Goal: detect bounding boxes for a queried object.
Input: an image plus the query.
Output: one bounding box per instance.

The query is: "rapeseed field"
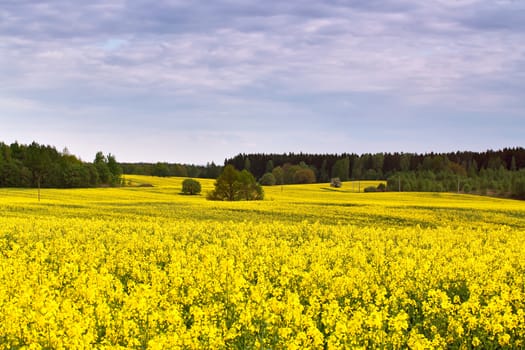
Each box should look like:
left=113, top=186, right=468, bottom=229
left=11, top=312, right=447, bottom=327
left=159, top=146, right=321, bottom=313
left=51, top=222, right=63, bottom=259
left=1, top=177, right=524, bottom=349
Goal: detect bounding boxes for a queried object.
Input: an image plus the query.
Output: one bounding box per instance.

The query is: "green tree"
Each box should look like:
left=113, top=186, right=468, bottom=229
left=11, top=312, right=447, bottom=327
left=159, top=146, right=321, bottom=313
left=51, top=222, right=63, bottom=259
left=468, top=159, right=479, bottom=177
left=432, top=155, right=449, bottom=172
left=372, top=153, right=384, bottom=173
left=1, top=160, right=31, bottom=187
left=259, top=172, right=276, bottom=186
left=153, top=162, right=170, bottom=177
left=204, top=162, right=221, bottom=179
left=208, top=165, right=240, bottom=201
left=400, top=154, right=411, bottom=172
left=319, top=159, right=329, bottom=183
left=238, top=169, right=264, bottom=200
left=448, top=162, right=467, bottom=177
left=94, top=152, right=111, bottom=184
left=283, top=163, right=301, bottom=184
left=207, top=165, right=263, bottom=201
left=272, top=166, right=284, bottom=185
left=511, top=156, right=517, bottom=171
left=293, top=168, right=316, bottom=184
left=181, top=179, right=202, bottom=195
left=265, top=160, right=274, bottom=173
left=332, top=157, right=350, bottom=181
left=85, top=163, right=100, bottom=186
left=106, top=154, right=122, bottom=186
left=63, top=162, right=90, bottom=188
left=172, top=164, right=188, bottom=177
left=351, top=157, right=363, bottom=180
left=26, top=142, right=51, bottom=200
left=512, top=172, right=525, bottom=199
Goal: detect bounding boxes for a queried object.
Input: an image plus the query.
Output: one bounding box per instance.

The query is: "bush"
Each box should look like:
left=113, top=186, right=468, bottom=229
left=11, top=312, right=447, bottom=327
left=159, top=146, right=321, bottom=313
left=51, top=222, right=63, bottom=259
left=330, top=178, right=342, bottom=188
left=364, top=186, right=377, bottom=193
left=377, top=183, right=386, bottom=192
left=181, top=178, right=201, bottom=195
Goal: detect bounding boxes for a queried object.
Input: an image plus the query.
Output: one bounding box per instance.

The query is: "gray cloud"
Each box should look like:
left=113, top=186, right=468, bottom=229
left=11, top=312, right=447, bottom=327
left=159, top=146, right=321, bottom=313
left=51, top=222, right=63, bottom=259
left=3, top=1, right=523, bottom=105
left=1, top=0, right=524, bottom=162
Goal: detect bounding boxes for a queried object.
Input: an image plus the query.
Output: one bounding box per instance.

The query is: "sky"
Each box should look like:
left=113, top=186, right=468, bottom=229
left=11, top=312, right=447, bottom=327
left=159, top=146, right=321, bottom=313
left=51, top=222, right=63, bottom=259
left=1, top=0, right=524, bottom=164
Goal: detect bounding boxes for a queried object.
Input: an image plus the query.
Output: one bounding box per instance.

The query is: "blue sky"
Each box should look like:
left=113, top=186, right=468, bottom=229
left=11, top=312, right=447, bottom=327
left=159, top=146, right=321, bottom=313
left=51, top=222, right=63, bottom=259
left=1, top=0, right=524, bottom=164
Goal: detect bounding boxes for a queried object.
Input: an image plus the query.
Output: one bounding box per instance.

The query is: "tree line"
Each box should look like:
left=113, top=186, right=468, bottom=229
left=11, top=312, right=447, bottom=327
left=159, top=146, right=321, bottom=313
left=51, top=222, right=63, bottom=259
left=0, top=141, right=122, bottom=188
left=2, top=140, right=524, bottom=198
left=225, top=148, right=525, bottom=182
left=120, top=162, right=222, bottom=179
left=224, top=148, right=525, bottom=198
left=386, top=167, right=525, bottom=199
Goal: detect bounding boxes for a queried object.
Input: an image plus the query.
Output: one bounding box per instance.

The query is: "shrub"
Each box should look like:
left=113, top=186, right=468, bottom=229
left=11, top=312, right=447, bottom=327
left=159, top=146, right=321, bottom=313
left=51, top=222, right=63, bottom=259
left=181, top=178, right=201, bottom=195
left=330, top=178, right=342, bottom=188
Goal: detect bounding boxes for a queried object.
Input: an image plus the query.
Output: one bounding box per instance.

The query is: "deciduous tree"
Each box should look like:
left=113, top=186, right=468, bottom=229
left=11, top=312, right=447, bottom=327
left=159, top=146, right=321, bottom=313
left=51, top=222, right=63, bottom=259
left=207, top=165, right=263, bottom=201
left=182, top=179, right=202, bottom=195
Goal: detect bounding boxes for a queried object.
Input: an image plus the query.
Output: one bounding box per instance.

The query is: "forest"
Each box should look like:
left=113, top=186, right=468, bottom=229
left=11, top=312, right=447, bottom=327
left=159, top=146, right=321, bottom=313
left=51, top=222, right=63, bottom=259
left=224, top=148, right=525, bottom=180
left=222, top=149, right=525, bottom=198
left=120, top=161, right=221, bottom=179
left=0, top=141, right=122, bottom=188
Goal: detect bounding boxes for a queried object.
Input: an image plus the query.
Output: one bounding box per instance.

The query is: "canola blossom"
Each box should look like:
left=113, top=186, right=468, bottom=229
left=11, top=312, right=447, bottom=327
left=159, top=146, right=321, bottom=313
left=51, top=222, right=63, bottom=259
left=0, top=176, right=524, bottom=349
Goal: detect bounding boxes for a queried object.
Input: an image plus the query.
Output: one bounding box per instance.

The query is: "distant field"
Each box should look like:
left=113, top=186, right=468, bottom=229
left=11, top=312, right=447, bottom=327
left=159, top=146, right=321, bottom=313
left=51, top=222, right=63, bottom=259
left=1, top=176, right=524, bottom=348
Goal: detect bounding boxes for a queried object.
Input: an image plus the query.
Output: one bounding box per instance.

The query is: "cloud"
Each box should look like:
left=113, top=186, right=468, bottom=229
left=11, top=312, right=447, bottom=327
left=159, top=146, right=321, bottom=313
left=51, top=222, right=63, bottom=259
left=1, top=0, right=524, bottom=162
left=3, top=1, right=523, bottom=99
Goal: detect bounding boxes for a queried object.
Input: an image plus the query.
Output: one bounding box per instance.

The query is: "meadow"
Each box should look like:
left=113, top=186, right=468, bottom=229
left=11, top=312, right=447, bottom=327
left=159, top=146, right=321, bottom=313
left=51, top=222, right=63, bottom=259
left=1, top=176, right=524, bottom=349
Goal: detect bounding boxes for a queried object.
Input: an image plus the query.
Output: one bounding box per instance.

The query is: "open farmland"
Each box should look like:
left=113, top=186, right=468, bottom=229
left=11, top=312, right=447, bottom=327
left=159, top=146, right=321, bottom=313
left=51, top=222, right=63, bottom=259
left=1, top=177, right=524, bottom=349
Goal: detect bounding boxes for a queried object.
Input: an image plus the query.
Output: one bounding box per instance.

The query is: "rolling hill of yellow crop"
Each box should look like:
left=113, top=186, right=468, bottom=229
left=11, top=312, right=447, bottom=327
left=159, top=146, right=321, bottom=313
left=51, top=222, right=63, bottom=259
left=0, top=177, right=524, bottom=348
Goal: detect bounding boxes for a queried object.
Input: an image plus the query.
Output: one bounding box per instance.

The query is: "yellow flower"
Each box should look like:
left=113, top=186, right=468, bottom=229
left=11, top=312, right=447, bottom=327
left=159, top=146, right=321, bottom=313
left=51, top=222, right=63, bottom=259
left=472, top=336, right=481, bottom=347
left=498, top=333, right=511, bottom=346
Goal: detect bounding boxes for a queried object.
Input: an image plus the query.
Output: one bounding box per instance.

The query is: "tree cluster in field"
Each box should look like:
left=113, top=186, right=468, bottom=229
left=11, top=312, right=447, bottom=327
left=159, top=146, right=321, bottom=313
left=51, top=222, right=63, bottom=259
left=207, top=165, right=263, bottom=201
left=0, top=141, right=122, bottom=188
left=120, top=162, right=222, bottom=179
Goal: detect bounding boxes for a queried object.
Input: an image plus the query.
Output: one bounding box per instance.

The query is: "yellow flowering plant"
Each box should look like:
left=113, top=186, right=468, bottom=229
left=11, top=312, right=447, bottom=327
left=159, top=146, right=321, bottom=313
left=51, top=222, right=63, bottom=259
left=0, top=177, right=524, bottom=348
